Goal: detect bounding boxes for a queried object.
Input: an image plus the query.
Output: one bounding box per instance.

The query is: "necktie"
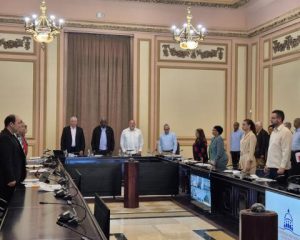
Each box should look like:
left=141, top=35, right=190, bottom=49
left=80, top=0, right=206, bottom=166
left=22, top=137, right=28, bottom=156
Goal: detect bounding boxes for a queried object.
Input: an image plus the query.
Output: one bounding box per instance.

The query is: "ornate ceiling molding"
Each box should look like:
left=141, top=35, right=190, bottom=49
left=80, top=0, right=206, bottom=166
left=248, top=8, right=300, bottom=38
left=119, top=0, right=249, bottom=9
left=1, top=8, right=300, bottom=39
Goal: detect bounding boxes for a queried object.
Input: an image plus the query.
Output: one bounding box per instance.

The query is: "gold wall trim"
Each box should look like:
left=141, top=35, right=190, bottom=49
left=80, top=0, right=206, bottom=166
left=271, top=27, right=300, bottom=60
left=0, top=58, right=37, bottom=140
left=137, top=38, right=152, bottom=151
left=234, top=44, right=248, bottom=121
left=251, top=43, right=258, bottom=120
left=157, top=40, right=228, bottom=65
left=3, top=9, right=300, bottom=39
left=56, top=36, right=61, bottom=149
left=0, top=31, right=36, bottom=55
left=119, top=0, right=249, bottom=8
left=156, top=66, right=228, bottom=142
left=263, top=39, right=271, bottom=62
left=263, top=66, right=271, bottom=125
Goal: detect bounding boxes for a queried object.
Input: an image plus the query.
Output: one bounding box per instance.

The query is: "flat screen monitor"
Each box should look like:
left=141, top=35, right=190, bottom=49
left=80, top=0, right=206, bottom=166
left=266, top=190, right=300, bottom=240
left=94, top=194, right=110, bottom=239
left=190, top=174, right=211, bottom=212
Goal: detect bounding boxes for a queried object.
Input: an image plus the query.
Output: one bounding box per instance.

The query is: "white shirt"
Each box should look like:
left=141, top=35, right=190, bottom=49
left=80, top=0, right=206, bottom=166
left=70, top=127, right=76, bottom=147
left=266, top=124, right=292, bottom=169
left=120, top=128, right=143, bottom=154
left=99, top=128, right=107, bottom=150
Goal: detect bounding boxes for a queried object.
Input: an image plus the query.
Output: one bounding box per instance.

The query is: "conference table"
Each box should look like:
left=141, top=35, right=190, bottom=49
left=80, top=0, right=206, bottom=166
left=64, top=155, right=300, bottom=230
left=0, top=160, right=107, bottom=240
left=1, top=154, right=300, bottom=239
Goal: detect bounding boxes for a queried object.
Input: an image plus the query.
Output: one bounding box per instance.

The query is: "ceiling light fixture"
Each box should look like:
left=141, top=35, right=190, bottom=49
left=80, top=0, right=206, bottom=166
left=24, top=0, right=64, bottom=45
left=171, top=7, right=206, bottom=50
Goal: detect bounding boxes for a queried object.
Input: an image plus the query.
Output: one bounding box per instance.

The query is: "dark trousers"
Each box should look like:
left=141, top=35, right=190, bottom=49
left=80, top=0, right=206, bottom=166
left=0, top=185, right=15, bottom=203
left=230, top=151, right=240, bottom=170
left=290, top=151, right=300, bottom=176
left=70, top=147, right=78, bottom=154
left=267, top=168, right=289, bottom=180
left=94, top=150, right=110, bottom=156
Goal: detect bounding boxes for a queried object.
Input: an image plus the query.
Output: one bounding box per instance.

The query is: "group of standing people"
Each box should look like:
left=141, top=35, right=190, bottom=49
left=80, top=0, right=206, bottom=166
left=229, top=110, right=300, bottom=178
left=192, top=126, right=228, bottom=171
left=191, top=110, right=300, bottom=178
left=58, top=109, right=300, bottom=179
left=60, top=117, right=144, bottom=156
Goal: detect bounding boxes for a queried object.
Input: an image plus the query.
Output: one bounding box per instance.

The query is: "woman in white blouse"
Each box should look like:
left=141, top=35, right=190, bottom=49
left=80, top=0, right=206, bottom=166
left=239, top=119, right=257, bottom=174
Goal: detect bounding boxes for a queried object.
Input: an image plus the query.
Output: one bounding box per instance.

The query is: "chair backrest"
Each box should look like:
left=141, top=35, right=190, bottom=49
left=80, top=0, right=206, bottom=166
left=94, top=193, right=110, bottom=239
left=176, top=142, right=180, bottom=155
left=0, top=198, right=7, bottom=213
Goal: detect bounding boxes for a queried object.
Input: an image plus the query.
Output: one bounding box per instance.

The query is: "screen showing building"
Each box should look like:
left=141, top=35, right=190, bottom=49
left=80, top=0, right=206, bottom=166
left=190, top=174, right=211, bottom=208
left=266, top=190, right=300, bottom=240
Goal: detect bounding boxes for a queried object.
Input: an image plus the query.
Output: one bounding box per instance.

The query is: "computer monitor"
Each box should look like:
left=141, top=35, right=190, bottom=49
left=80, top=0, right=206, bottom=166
left=190, top=174, right=211, bottom=212
left=94, top=194, right=110, bottom=239
left=266, top=191, right=300, bottom=239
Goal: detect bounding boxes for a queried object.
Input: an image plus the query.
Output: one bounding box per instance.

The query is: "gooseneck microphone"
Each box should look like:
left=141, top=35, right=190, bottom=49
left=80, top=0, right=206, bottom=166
left=56, top=221, right=94, bottom=240
left=39, top=201, right=87, bottom=224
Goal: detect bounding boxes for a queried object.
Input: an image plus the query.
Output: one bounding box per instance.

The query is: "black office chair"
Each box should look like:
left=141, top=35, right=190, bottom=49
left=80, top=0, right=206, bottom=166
left=0, top=197, right=8, bottom=226
left=72, top=168, right=82, bottom=190
left=176, top=142, right=180, bottom=155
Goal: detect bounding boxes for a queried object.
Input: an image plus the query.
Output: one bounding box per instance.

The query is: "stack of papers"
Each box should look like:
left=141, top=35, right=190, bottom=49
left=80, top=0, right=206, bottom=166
left=22, top=178, right=40, bottom=188
left=195, top=163, right=211, bottom=168
left=181, top=159, right=198, bottom=164
left=26, top=164, right=43, bottom=168
left=38, top=182, right=61, bottom=192
left=29, top=168, right=49, bottom=173
left=22, top=179, right=62, bottom=191
left=255, top=178, right=276, bottom=182
left=224, top=170, right=241, bottom=174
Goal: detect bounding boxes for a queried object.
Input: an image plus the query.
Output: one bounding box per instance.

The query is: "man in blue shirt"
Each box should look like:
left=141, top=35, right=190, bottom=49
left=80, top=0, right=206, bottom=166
left=91, top=118, right=115, bottom=156
left=291, top=118, right=300, bottom=176
left=230, top=122, right=244, bottom=169
left=158, top=124, right=178, bottom=154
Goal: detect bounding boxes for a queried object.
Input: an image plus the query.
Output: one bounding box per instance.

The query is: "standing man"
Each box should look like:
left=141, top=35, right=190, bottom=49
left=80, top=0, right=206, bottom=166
left=0, top=115, right=26, bottom=201
left=284, top=122, right=292, bottom=132
left=158, top=124, right=177, bottom=154
left=255, top=121, right=269, bottom=169
left=120, top=120, right=143, bottom=156
left=16, top=122, right=28, bottom=157
left=60, top=116, right=85, bottom=155
left=265, top=110, right=292, bottom=179
left=230, top=122, right=244, bottom=169
left=91, top=118, right=115, bottom=156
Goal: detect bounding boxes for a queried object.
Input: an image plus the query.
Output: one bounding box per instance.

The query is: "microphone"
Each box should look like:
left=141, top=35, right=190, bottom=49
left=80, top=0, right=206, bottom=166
left=56, top=221, right=94, bottom=240
left=39, top=172, right=51, bottom=183
left=39, top=201, right=87, bottom=224
left=43, top=149, right=51, bottom=155
left=57, top=209, right=79, bottom=226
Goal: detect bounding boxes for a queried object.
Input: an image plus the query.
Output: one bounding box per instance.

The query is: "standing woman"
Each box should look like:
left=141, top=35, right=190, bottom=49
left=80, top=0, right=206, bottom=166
left=209, top=126, right=228, bottom=171
left=290, top=118, right=300, bottom=176
left=193, top=128, right=208, bottom=162
left=240, top=119, right=257, bottom=174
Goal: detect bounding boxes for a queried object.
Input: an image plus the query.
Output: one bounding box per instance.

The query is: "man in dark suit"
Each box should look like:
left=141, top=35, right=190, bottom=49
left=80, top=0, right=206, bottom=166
left=255, top=121, right=270, bottom=169
left=0, top=114, right=26, bottom=202
left=60, top=116, right=85, bottom=155
left=91, top=118, right=115, bottom=155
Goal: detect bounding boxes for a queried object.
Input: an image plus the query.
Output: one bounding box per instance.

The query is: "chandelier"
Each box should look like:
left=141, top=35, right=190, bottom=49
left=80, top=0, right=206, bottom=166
left=24, top=0, right=64, bottom=44
left=172, top=7, right=206, bottom=50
